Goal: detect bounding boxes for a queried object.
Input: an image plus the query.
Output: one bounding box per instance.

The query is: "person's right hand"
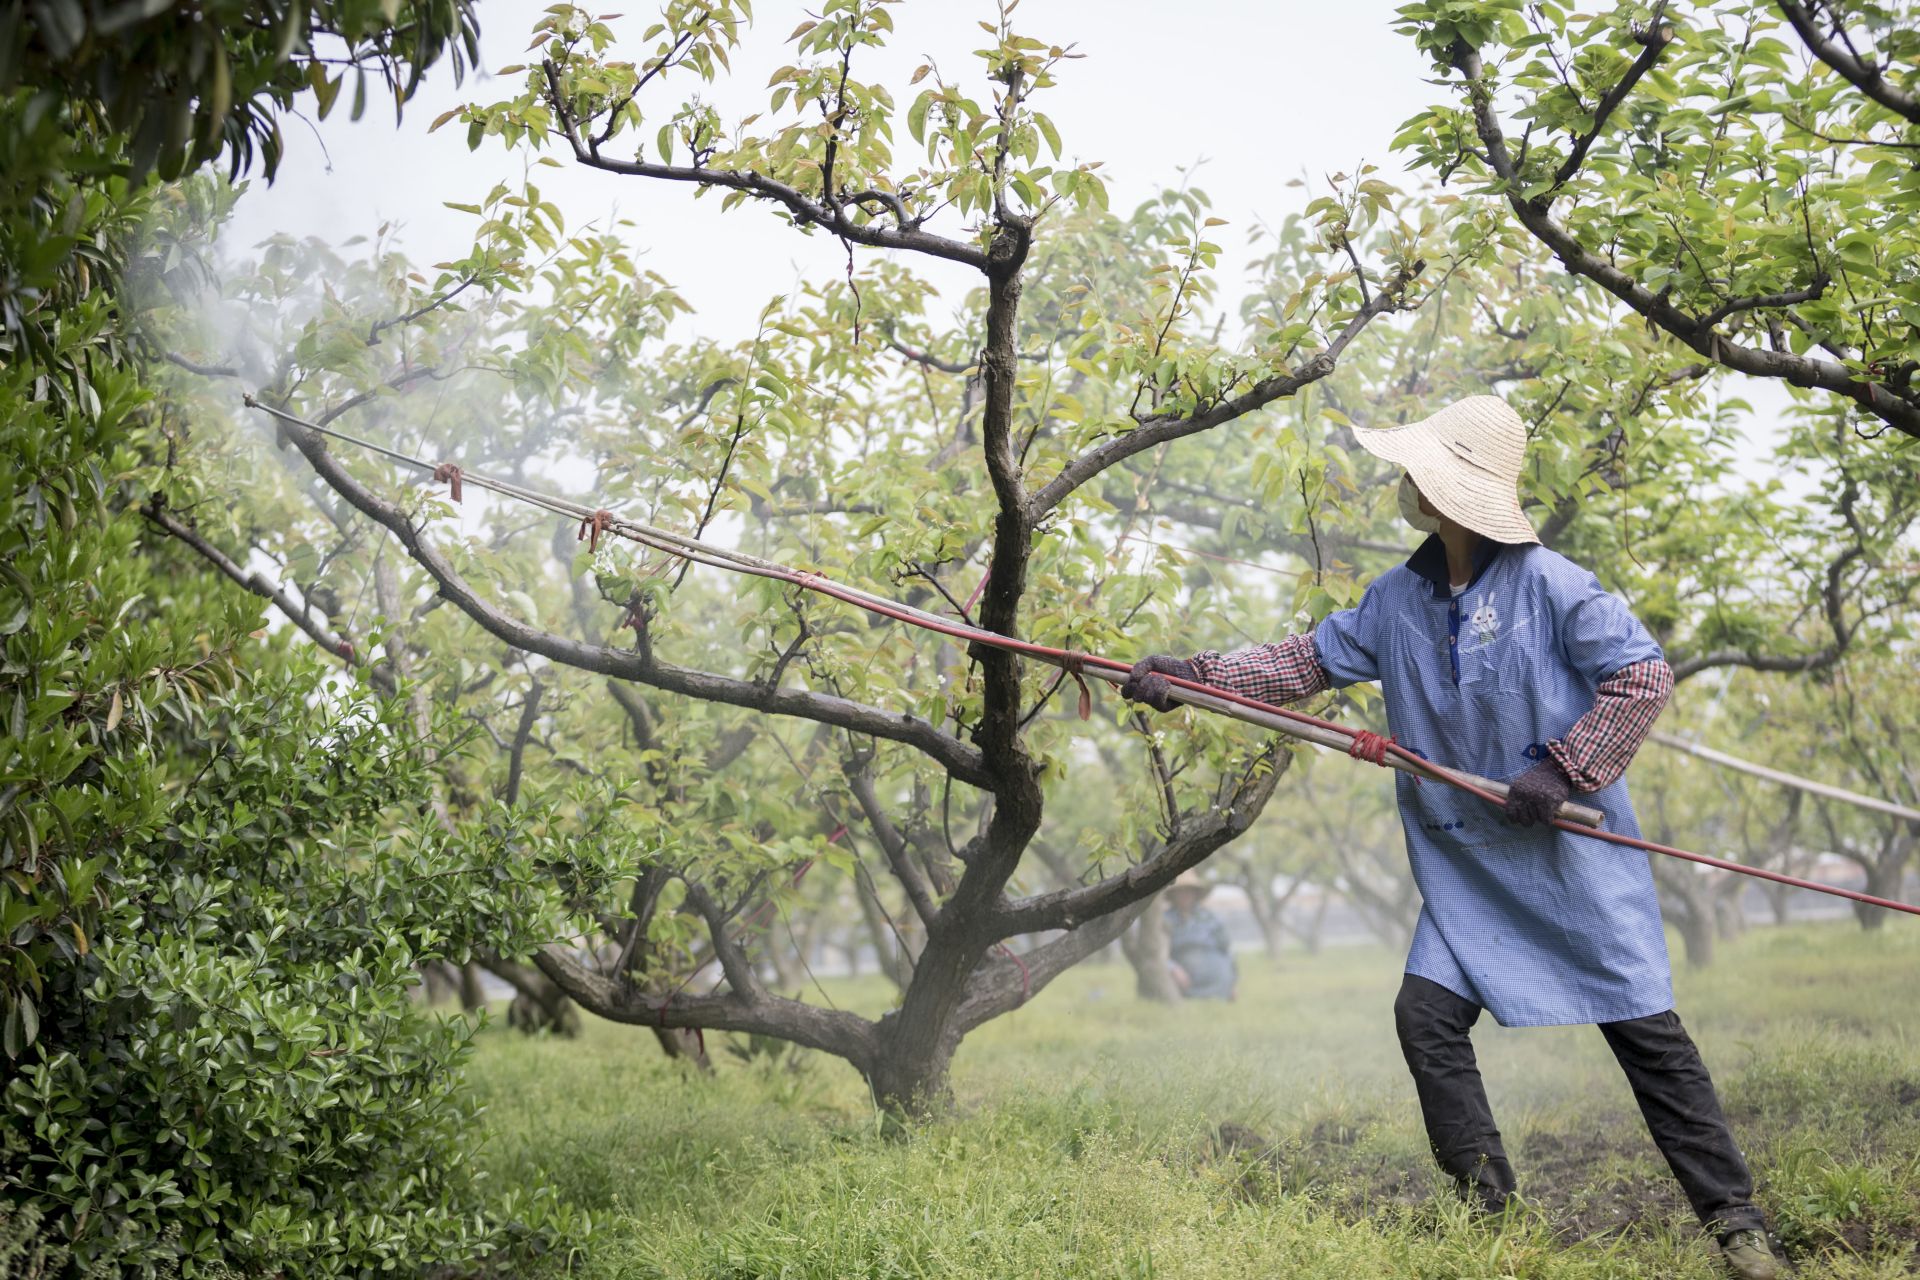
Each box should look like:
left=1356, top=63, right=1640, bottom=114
left=1120, top=654, right=1198, bottom=713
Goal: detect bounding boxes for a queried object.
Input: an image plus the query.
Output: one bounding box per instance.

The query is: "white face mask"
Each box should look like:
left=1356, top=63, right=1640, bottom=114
left=1398, top=472, right=1442, bottom=534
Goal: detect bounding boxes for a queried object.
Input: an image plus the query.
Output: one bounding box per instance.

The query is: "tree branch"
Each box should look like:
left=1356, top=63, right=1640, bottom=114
left=542, top=60, right=987, bottom=271
left=143, top=497, right=379, bottom=684
left=885, top=334, right=974, bottom=375
left=1549, top=4, right=1673, bottom=191
left=1027, top=265, right=1422, bottom=517
left=1778, top=0, right=1920, bottom=124
left=1698, top=275, right=1830, bottom=332
left=367, top=275, right=479, bottom=346
left=1671, top=492, right=1866, bottom=681
left=952, top=901, right=1146, bottom=1034
left=847, top=759, right=939, bottom=927
left=532, top=943, right=875, bottom=1060
left=164, top=351, right=240, bottom=378
left=683, top=880, right=764, bottom=1001
left=273, top=402, right=993, bottom=788
left=1446, top=38, right=1920, bottom=441
left=994, top=750, right=1288, bottom=935
left=504, top=677, right=544, bottom=806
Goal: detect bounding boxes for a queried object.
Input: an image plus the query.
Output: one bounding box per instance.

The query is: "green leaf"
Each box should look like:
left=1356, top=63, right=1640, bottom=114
left=1035, top=111, right=1061, bottom=158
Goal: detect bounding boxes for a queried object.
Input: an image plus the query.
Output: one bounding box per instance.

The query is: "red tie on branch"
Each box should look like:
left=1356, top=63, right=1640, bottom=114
left=243, top=397, right=1920, bottom=923
left=1059, top=651, right=1094, bottom=721
left=578, top=509, right=613, bottom=552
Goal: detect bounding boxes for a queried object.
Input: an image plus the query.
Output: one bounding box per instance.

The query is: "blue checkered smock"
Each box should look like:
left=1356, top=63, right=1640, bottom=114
left=1314, top=538, right=1674, bottom=1026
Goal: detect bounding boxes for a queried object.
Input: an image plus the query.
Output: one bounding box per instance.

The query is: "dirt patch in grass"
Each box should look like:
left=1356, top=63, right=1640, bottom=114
left=1211, top=1096, right=1920, bottom=1271
left=1518, top=1123, right=1694, bottom=1241
left=1791, top=1215, right=1920, bottom=1272
left=1209, top=1120, right=1430, bottom=1220
left=1727, top=1071, right=1920, bottom=1146
left=1209, top=1116, right=1695, bottom=1241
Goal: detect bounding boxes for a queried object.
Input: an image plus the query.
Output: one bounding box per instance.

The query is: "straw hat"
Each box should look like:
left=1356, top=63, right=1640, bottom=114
left=1351, top=395, right=1539, bottom=545
left=1170, top=870, right=1212, bottom=899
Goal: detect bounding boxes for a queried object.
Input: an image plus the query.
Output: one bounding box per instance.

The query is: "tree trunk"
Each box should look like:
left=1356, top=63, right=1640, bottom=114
left=1119, top=894, right=1182, bottom=1003
left=862, top=1030, right=960, bottom=1117
left=765, top=928, right=809, bottom=994
left=487, top=956, right=583, bottom=1036
left=1232, top=861, right=1305, bottom=965
left=1655, top=873, right=1716, bottom=969
left=1853, top=830, right=1913, bottom=931
left=416, top=961, right=454, bottom=1005
left=1249, top=890, right=1288, bottom=963
left=1296, top=891, right=1329, bottom=955
left=1855, top=862, right=1901, bottom=931
left=1678, top=907, right=1715, bottom=968
left=1764, top=879, right=1794, bottom=926
left=458, top=961, right=488, bottom=1011
left=1670, top=889, right=1716, bottom=968
left=1712, top=875, right=1748, bottom=941
left=861, top=921, right=997, bottom=1115
left=856, top=874, right=917, bottom=989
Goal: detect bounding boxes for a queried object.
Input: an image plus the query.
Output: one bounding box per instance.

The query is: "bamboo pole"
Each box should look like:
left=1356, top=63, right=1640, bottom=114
left=1650, top=731, right=1920, bottom=825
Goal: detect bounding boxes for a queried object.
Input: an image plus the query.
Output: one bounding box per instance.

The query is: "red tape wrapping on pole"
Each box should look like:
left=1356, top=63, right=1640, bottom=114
left=245, top=397, right=1920, bottom=921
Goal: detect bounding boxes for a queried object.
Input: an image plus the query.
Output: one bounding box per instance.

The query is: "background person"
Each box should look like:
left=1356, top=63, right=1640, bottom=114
left=1164, top=870, right=1237, bottom=1001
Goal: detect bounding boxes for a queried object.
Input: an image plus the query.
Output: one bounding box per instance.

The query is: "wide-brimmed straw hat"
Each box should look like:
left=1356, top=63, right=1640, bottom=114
left=1351, top=395, right=1539, bottom=545
left=1170, top=870, right=1212, bottom=899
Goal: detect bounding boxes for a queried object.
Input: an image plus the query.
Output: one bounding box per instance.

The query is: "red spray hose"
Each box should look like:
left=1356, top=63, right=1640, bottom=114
left=719, top=565, right=1920, bottom=919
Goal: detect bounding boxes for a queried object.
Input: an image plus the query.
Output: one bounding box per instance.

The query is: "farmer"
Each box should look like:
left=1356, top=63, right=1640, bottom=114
left=1165, top=870, right=1237, bottom=1001
left=1120, top=396, right=1780, bottom=1279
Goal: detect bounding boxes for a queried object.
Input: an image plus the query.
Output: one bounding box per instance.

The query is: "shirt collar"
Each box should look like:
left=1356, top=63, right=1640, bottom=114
left=1406, top=534, right=1506, bottom=598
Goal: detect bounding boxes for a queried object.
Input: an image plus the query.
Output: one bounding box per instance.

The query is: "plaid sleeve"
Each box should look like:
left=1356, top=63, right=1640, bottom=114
left=1546, top=657, right=1674, bottom=792
left=1189, top=633, right=1330, bottom=705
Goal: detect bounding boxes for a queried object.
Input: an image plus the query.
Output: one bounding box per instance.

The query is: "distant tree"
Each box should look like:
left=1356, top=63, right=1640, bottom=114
left=1802, top=654, right=1920, bottom=927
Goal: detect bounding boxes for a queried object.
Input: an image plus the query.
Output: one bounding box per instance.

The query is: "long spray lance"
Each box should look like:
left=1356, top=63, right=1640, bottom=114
left=239, top=395, right=1920, bottom=919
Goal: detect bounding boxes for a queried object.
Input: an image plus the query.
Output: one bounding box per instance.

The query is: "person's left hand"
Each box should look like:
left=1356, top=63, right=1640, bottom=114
left=1504, top=759, right=1573, bottom=827
left=1120, top=654, right=1197, bottom=713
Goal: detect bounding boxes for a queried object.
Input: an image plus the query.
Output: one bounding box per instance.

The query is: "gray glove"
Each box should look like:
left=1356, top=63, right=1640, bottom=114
left=1504, top=758, right=1573, bottom=827
left=1120, top=655, right=1198, bottom=713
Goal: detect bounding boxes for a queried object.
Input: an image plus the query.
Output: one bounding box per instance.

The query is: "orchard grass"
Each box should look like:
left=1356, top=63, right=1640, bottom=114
left=470, top=921, right=1920, bottom=1278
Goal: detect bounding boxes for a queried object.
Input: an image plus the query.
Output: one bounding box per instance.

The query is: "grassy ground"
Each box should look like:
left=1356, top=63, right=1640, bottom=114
left=470, top=922, right=1920, bottom=1278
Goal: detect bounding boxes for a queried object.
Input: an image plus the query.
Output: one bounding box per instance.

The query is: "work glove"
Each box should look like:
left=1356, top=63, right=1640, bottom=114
left=1504, top=758, right=1573, bottom=827
left=1120, top=654, right=1198, bottom=713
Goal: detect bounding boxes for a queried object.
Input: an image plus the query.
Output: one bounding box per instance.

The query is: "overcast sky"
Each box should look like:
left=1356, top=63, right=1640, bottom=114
left=227, top=0, right=1800, bottom=472
left=230, top=0, right=1441, bottom=340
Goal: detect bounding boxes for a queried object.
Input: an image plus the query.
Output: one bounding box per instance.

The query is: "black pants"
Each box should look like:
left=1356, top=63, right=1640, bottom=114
left=1392, top=973, right=1765, bottom=1235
